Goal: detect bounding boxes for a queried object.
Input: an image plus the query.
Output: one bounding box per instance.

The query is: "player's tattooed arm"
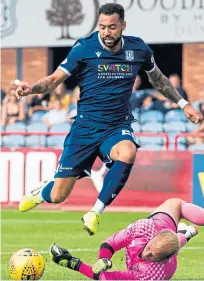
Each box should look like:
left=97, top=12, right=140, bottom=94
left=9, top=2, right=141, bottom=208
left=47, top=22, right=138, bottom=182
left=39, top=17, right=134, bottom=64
left=31, top=68, right=68, bottom=94
left=146, top=66, right=182, bottom=103
left=31, top=76, right=55, bottom=94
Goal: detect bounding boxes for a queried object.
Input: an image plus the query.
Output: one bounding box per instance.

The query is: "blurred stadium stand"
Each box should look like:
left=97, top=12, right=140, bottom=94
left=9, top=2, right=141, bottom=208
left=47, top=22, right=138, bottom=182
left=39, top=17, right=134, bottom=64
left=47, top=123, right=71, bottom=148
left=1, top=108, right=203, bottom=150
left=26, top=123, right=48, bottom=148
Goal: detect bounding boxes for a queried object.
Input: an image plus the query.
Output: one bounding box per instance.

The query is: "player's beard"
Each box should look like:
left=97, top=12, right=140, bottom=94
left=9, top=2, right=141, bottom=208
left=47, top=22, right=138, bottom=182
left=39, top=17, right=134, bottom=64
left=101, top=34, right=122, bottom=49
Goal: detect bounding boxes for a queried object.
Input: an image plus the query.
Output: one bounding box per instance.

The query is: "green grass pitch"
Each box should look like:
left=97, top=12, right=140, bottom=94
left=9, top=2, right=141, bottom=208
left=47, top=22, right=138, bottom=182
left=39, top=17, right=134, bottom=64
left=1, top=209, right=204, bottom=280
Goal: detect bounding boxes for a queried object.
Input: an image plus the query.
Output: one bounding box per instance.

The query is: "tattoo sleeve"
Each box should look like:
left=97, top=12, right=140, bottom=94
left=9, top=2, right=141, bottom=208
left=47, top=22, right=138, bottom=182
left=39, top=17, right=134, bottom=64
left=146, top=66, right=183, bottom=103
left=31, top=76, right=56, bottom=94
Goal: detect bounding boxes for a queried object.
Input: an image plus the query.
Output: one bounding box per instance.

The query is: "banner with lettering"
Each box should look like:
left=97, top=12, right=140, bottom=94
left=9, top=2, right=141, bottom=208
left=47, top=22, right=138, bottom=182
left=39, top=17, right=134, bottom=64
left=193, top=153, right=204, bottom=207
left=2, top=0, right=204, bottom=48
left=0, top=149, right=192, bottom=209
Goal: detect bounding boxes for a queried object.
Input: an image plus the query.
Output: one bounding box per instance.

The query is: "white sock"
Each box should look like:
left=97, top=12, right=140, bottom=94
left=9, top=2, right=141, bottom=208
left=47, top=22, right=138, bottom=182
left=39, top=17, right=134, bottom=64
left=32, top=181, right=50, bottom=203
left=38, top=190, right=45, bottom=202
left=91, top=199, right=105, bottom=215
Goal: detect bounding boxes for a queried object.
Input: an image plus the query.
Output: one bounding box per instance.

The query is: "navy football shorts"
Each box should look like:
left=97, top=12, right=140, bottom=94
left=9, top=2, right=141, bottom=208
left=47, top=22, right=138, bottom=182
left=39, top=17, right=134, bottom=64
left=54, top=121, right=140, bottom=178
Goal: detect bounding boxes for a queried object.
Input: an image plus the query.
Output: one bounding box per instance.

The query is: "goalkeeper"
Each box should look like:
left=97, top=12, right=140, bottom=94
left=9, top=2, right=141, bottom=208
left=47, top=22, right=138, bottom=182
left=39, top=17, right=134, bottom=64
left=49, top=198, right=204, bottom=280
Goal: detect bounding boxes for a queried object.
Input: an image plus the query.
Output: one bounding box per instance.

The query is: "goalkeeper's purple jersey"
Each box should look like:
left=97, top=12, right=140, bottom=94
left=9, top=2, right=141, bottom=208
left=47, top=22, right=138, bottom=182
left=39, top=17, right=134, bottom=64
left=99, top=214, right=178, bottom=280
left=58, top=31, right=155, bottom=127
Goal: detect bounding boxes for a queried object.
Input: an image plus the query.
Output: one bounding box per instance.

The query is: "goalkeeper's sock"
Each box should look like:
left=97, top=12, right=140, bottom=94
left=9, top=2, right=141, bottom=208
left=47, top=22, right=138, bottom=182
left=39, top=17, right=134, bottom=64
left=41, top=181, right=54, bottom=203
left=181, top=201, right=204, bottom=225
left=98, top=160, right=133, bottom=206
left=79, top=262, right=94, bottom=279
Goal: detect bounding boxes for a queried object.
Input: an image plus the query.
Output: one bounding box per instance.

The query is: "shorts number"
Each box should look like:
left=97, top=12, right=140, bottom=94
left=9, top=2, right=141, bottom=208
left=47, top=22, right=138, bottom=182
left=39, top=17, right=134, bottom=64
left=121, top=130, right=137, bottom=143
left=122, top=129, right=131, bottom=136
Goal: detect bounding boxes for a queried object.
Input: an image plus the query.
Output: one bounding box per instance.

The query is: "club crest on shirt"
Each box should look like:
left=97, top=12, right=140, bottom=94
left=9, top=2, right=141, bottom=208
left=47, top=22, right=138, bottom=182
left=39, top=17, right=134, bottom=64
left=125, top=50, right=134, bottom=61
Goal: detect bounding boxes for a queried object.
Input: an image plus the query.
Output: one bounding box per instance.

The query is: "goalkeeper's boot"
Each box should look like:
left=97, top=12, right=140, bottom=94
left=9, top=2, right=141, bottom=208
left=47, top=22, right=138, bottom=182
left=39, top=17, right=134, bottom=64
left=81, top=211, right=101, bottom=236
left=178, top=222, right=198, bottom=241
left=19, top=181, right=47, bottom=212
left=49, top=243, right=81, bottom=271
left=92, top=258, right=112, bottom=274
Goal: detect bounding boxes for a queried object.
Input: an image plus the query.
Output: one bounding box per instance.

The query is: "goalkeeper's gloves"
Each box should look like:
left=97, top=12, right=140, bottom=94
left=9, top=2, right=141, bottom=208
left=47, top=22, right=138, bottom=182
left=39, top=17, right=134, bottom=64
left=49, top=243, right=81, bottom=271
left=92, top=258, right=112, bottom=274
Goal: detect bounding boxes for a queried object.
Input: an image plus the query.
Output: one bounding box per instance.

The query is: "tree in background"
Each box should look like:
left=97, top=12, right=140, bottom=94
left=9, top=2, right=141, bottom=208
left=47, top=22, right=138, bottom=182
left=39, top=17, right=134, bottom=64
left=46, top=0, right=84, bottom=39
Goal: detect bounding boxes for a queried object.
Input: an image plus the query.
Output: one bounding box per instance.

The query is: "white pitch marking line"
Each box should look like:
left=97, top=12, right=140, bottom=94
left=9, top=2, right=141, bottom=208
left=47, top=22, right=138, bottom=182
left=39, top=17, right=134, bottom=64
left=1, top=219, right=80, bottom=224
left=1, top=246, right=204, bottom=255
left=1, top=219, right=130, bottom=224
left=0, top=249, right=98, bottom=255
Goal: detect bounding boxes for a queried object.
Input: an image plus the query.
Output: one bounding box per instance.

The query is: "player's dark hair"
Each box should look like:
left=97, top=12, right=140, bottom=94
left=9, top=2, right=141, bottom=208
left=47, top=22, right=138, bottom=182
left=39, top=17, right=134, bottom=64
left=98, top=3, right=125, bottom=21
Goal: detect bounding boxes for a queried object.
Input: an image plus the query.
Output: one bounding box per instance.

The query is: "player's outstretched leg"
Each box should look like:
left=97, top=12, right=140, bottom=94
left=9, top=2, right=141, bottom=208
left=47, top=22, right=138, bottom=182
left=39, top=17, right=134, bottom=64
left=19, top=177, right=77, bottom=212
left=82, top=140, right=136, bottom=235
left=180, top=201, right=204, bottom=226
left=151, top=198, right=204, bottom=227
left=82, top=159, right=133, bottom=235
left=19, top=181, right=50, bottom=212
left=82, top=166, right=107, bottom=236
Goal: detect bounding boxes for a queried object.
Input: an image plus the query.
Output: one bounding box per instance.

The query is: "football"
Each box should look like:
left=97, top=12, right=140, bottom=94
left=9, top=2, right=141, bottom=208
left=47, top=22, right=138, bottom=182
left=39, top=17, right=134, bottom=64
left=8, top=248, right=45, bottom=280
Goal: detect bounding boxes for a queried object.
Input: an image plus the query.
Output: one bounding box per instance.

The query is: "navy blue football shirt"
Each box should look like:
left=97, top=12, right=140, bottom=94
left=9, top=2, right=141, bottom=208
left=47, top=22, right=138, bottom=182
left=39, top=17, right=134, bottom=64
left=58, top=31, right=155, bottom=126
